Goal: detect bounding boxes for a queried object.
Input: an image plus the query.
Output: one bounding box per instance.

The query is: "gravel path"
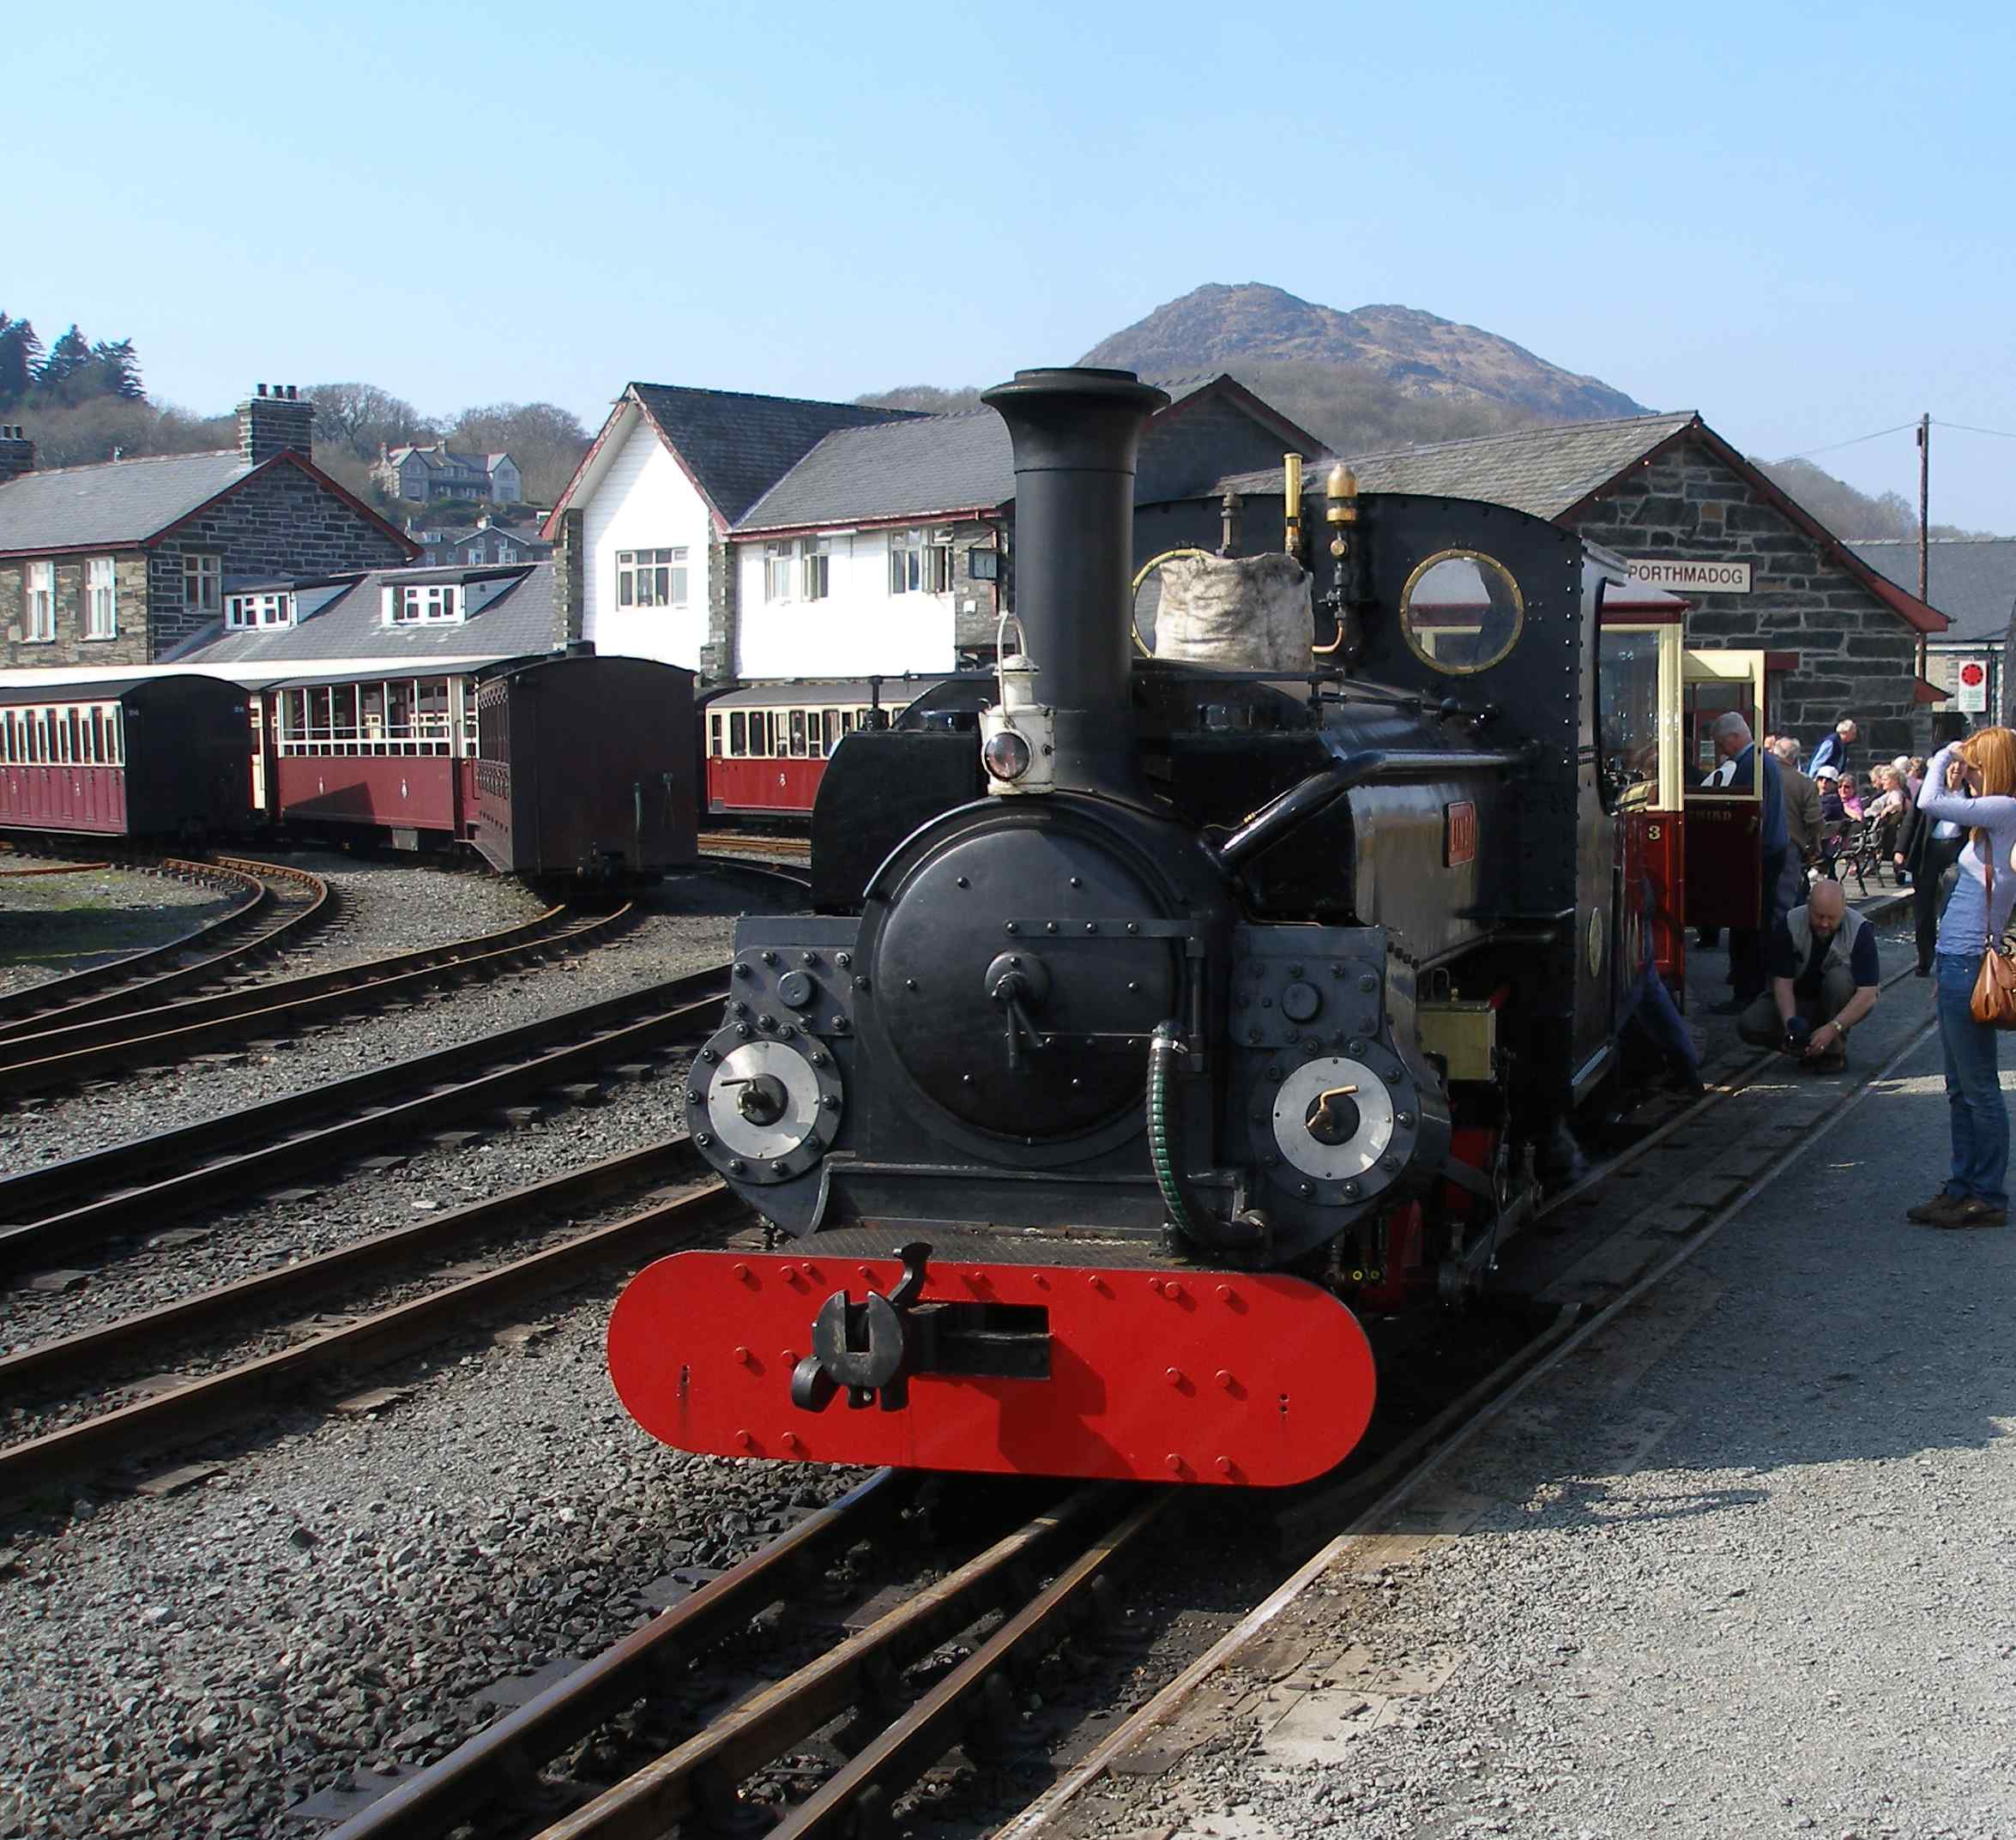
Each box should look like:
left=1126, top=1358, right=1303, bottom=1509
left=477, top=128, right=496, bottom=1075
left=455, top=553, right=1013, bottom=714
left=1062, top=1012, right=2016, bottom=1840
left=0, top=865, right=240, bottom=998
left=0, top=1282, right=854, bottom=1840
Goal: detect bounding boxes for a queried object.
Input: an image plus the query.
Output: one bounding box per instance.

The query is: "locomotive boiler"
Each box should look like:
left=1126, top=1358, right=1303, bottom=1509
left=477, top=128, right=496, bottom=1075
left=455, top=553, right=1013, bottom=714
left=610, top=367, right=1635, bottom=1487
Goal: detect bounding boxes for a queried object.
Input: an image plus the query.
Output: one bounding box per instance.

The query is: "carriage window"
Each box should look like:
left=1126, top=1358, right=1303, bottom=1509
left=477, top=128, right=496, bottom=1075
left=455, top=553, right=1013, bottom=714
left=1398, top=551, right=1524, bottom=675
left=806, top=712, right=824, bottom=759
left=108, top=707, right=123, bottom=766
left=1598, top=628, right=1664, bottom=813
left=728, top=711, right=746, bottom=757
left=789, top=709, right=807, bottom=757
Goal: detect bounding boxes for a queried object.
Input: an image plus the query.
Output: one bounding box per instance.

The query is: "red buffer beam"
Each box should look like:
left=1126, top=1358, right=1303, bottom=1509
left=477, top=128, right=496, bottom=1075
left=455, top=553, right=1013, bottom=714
left=608, top=1249, right=1377, bottom=1488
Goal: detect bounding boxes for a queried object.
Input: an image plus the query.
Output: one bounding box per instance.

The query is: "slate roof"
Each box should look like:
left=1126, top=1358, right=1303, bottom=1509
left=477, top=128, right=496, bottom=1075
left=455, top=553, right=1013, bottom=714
left=630, top=385, right=920, bottom=527
left=733, top=374, right=1323, bottom=534
left=0, top=450, right=254, bottom=555
left=735, top=412, right=1013, bottom=533
left=166, top=562, right=556, bottom=669
left=1846, top=539, right=2016, bottom=645
left=1211, top=413, right=1701, bottom=519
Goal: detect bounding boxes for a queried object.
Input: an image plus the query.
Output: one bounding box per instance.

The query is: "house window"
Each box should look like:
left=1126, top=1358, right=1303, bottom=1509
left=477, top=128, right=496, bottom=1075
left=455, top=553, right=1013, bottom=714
left=468, top=546, right=483, bottom=564
left=617, top=547, right=688, bottom=609
left=764, top=542, right=794, bottom=604
left=25, top=561, right=53, bottom=641
left=392, top=584, right=460, bottom=624
left=182, top=553, right=221, bottom=616
left=84, top=558, right=117, bottom=638
left=801, top=537, right=830, bottom=601
left=889, top=528, right=953, bottom=595
left=227, top=592, right=293, bottom=630
left=498, top=545, right=516, bottom=564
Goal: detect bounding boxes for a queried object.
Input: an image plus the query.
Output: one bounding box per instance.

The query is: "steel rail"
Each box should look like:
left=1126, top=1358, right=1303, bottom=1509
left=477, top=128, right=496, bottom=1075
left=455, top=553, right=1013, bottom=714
left=0, top=855, right=271, bottom=1028
left=0, top=1179, right=737, bottom=1498
left=0, top=1137, right=702, bottom=1395
left=0, top=967, right=727, bottom=1276
left=0, top=901, right=634, bottom=1095
left=767, top=1490, right=1169, bottom=1840
left=321, top=1471, right=909, bottom=1840
left=533, top=1483, right=1128, bottom=1840
left=0, top=855, right=337, bottom=1038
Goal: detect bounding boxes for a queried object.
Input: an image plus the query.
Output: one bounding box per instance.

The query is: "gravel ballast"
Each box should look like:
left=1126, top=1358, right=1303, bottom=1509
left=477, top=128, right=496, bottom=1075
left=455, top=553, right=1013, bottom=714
left=0, top=1284, right=852, bottom=1840
left=1053, top=1018, right=2016, bottom=1840
left=0, top=871, right=767, bottom=1171
left=0, top=865, right=242, bottom=999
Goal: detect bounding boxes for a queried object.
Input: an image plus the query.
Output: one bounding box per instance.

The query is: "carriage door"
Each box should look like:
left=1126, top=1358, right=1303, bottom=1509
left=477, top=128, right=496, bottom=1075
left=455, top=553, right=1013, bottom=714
left=248, top=696, right=268, bottom=813
left=1601, top=621, right=1684, bottom=982
left=1681, top=649, right=1769, bottom=930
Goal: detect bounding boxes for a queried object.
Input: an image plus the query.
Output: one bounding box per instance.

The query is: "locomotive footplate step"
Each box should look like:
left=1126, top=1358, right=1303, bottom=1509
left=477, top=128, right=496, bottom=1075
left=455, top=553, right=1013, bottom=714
left=608, top=1244, right=1377, bottom=1487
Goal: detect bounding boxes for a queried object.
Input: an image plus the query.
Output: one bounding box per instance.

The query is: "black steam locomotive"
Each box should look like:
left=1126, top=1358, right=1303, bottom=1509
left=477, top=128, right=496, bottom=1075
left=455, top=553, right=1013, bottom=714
left=610, top=367, right=1638, bottom=1487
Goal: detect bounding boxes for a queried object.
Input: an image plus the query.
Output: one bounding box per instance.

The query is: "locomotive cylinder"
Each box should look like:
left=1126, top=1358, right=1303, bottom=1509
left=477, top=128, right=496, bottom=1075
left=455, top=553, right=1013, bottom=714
left=979, top=367, right=1170, bottom=794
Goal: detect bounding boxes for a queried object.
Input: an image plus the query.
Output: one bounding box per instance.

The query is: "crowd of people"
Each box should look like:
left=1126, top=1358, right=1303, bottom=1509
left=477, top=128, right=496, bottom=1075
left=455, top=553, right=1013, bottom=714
left=1670, top=707, right=2013, bottom=1230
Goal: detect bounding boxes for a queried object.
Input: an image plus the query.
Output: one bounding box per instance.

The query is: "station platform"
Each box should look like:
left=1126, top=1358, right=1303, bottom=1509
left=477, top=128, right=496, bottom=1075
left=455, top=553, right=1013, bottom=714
left=1025, top=892, right=2013, bottom=1838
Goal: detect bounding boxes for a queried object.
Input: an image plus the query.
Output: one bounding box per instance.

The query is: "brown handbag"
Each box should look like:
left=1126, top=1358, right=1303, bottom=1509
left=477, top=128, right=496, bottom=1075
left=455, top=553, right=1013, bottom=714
left=1970, top=851, right=2016, bottom=1028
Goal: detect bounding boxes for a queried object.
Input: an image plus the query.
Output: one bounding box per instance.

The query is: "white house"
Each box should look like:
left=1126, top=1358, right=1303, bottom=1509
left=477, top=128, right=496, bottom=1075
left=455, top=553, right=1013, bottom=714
left=727, top=376, right=1323, bottom=681
left=540, top=385, right=917, bottom=676
left=543, top=374, right=1321, bottom=685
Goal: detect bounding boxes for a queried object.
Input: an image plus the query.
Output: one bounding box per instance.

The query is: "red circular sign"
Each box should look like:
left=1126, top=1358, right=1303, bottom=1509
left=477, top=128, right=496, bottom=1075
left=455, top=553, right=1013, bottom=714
left=1962, top=663, right=1986, bottom=686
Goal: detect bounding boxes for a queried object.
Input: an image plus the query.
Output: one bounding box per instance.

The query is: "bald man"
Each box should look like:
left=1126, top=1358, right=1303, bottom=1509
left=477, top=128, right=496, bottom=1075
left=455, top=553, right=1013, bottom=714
left=1736, top=878, right=1880, bottom=1071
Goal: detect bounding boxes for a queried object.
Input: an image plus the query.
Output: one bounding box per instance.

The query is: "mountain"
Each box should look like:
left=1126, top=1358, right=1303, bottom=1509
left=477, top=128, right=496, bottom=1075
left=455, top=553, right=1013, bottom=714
left=1080, top=282, right=1650, bottom=425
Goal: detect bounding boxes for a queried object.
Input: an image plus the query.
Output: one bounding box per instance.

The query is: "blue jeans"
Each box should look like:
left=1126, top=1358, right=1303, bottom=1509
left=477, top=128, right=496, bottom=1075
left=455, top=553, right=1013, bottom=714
left=1935, top=951, right=2008, bottom=1206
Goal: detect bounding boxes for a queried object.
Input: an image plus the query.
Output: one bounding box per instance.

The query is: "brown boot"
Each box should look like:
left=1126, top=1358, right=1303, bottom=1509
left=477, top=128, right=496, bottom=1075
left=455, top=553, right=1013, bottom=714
left=1958, top=1198, right=2008, bottom=1228
left=1910, top=1192, right=1970, bottom=1226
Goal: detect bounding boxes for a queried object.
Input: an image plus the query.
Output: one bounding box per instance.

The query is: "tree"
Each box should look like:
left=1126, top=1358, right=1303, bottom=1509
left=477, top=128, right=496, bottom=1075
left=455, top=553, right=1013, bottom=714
left=34, top=325, right=94, bottom=404
left=444, top=401, right=590, bottom=504
left=0, top=315, right=42, bottom=411
left=304, top=381, right=429, bottom=462
left=88, top=338, right=144, bottom=401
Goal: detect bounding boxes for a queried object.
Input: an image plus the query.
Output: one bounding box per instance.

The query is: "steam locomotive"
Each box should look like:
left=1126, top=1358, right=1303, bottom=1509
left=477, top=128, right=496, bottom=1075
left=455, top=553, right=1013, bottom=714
left=610, top=367, right=1643, bottom=1488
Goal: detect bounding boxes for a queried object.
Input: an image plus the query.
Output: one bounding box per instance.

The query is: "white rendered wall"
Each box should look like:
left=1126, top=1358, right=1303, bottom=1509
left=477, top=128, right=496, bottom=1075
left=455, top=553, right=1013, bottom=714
left=582, top=417, right=715, bottom=669
left=733, top=528, right=956, bottom=679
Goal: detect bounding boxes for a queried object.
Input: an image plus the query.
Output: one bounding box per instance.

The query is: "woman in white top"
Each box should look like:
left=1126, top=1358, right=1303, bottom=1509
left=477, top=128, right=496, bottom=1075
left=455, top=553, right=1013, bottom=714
left=1907, top=728, right=2016, bottom=1228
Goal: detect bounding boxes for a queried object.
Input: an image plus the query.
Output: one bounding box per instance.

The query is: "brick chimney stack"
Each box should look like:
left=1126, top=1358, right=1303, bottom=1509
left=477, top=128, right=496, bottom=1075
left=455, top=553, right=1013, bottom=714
left=237, top=383, right=317, bottom=467
left=0, top=425, right=34, bottom=486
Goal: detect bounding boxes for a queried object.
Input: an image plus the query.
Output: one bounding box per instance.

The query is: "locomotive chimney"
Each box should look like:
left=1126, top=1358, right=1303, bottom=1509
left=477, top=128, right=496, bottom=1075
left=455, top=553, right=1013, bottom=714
left=981, top=367, right=1168, bottom=793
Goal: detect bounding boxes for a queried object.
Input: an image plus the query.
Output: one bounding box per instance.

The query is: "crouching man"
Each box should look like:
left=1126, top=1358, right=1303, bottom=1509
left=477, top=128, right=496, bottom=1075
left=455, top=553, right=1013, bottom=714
left=1737, top=878, right=1879, bottom=1071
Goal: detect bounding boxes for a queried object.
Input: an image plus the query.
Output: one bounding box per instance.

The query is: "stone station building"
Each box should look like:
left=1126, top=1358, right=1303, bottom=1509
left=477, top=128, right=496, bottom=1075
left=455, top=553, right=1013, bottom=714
left=1214, top=412, right=1948, bottom=759
left=0, top=389, right=415, bottom=671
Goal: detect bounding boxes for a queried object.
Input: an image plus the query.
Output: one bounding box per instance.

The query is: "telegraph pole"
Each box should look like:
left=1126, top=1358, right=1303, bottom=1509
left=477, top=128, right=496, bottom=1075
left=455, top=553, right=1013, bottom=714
left=1916, top=413, right=1930, bottom=685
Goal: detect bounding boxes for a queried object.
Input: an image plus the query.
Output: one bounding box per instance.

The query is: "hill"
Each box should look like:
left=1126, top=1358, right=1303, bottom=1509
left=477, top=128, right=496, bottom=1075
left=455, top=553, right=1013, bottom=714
left=1081, top=282, right=1650, bottom=424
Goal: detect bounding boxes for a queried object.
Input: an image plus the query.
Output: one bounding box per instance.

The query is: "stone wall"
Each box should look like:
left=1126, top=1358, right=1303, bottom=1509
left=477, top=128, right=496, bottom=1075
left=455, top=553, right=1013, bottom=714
left=553, top=510, right=584, bottom=649
left=147, top=460, right=411, bottom=655
left=1138, top=394, right=1307, bottom=502
left=1569, top=439, right=1924, bottom=761
left=0, top=553, right=150, bottom=667
left=951, top=521, right=1007, bottom=658
left=702, top=537, right=737, bottom=684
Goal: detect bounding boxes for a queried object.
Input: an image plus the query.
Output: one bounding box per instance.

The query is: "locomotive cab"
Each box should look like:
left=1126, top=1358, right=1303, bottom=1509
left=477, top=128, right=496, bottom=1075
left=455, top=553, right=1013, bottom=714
left=611, top=367, right=1643, bottom=1488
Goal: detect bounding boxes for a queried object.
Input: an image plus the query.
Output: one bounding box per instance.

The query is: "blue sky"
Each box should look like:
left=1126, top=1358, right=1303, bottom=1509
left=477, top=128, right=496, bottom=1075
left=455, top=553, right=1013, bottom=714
left=11, top=0, right=2014, bottom=528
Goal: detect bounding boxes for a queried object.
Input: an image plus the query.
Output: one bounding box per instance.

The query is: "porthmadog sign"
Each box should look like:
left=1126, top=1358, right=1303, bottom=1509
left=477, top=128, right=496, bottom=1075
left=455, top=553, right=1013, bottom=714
left=1625, top=558, right=1753, bottom=594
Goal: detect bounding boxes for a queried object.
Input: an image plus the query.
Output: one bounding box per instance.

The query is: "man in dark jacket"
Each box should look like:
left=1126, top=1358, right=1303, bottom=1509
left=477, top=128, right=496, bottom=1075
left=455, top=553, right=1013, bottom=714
left=1710, top=712, right=1789, bottom=1010
left=1772, top=736, right=1822, bottom=908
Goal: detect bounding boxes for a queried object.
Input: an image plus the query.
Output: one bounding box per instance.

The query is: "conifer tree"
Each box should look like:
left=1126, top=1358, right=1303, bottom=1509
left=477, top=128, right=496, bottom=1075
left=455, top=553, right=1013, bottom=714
left=0, top=315, right=41, bottom=410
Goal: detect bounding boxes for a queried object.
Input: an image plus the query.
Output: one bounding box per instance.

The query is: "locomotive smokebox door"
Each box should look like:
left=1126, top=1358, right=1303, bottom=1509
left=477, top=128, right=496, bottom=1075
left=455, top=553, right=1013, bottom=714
left=874, top=817, right=1179, bottom=1140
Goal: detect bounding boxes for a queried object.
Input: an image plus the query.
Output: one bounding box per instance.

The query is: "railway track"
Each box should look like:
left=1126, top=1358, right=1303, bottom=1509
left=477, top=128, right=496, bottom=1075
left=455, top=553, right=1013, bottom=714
left=697, top=832, right=812, bottom=863
left=0, top=964, right=731, bottom=1282
left=0, top=1145, right=730, bottom=1500
left=0, top=897, right=634, bottom=1098
left=0, top=853, right=335, bottom=1036
left=323, top=1471, right=1162, bottom=1840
